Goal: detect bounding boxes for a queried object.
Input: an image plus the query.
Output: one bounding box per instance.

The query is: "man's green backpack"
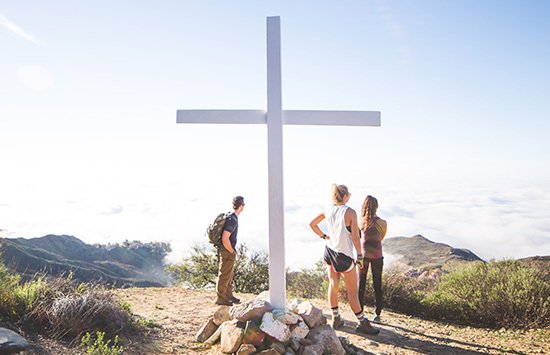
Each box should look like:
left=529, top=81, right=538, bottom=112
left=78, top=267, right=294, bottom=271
left=206, top=212, right=230, bottom=247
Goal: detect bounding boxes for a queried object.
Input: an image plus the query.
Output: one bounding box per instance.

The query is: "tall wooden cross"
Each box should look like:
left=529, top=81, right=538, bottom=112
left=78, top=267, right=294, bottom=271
left=177, top=16, right=380, bottom=310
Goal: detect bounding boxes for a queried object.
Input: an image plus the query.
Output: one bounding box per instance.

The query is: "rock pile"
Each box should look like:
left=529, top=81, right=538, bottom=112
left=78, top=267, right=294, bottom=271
left=195, top=295, right=346, bottom=355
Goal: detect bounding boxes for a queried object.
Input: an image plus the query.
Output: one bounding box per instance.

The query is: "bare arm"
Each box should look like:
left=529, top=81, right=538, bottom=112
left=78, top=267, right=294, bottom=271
left=221, top=230, right=235, bottom=253
left=309, top=213, right=329, bottom=239
left=377, top=219, right=388, bottom=240
left=346, top=208, right=362, bottom=257
left=357, top=216, right=365, bottom=231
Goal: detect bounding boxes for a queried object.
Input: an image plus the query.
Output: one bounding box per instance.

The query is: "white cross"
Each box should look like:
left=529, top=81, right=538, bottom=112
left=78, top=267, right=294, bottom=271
left=177, top=16, right=380, bottom=310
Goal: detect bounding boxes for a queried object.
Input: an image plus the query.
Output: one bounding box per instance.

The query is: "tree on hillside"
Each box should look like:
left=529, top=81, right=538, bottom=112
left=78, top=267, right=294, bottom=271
left=166, top=243, right=270, bottom=294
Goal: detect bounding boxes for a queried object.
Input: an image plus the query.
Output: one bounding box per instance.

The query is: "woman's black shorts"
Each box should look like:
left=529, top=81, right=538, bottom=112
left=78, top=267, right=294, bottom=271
left=324, top=246, right=355, bottom=273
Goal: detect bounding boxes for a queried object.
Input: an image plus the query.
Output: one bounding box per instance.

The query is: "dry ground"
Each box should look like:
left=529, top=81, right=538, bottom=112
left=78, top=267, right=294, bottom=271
left=13, top=287, right=550, bottom=354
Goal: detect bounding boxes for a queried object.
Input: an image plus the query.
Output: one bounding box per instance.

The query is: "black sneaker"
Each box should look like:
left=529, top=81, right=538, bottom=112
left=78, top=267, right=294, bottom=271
left=332, top=315, right=344, bottom=329
left=356, top=319, right=379, bottom=335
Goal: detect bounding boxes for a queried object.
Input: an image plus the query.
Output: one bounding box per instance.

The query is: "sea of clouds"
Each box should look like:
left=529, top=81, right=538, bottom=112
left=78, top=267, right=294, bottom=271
left=1, top=168, right=549, bottom=271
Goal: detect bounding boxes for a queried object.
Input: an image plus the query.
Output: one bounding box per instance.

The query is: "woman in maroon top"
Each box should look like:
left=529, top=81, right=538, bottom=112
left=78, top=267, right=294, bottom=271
left=358, top=195, right=387, bottom=322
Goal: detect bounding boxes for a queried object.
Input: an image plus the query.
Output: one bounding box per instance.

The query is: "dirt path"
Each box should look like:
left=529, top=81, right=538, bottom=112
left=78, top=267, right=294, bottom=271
left=114, top=288, right=549, bottom=355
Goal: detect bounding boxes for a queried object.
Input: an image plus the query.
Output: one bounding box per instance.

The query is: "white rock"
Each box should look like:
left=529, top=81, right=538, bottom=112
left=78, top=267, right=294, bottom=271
left=256, top=290, right=270, bottom=302
left=260, top=312, right=291, bottom=342
left=287, top=298, right=304, bottom=313
left=273, top=309, right=301, bottom=325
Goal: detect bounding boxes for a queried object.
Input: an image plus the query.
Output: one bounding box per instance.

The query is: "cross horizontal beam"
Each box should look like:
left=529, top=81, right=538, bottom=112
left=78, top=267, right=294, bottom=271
left=177, top=109, right=381, bottom=126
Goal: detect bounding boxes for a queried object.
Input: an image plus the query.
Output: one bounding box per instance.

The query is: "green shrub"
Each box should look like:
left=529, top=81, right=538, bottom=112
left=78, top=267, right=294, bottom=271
left=81, top=331, right=123, bottom=355
left=359, top=266, right=428, bottom=315
left=167, top=245, right=550, bottom=330
left=134, top=317, right=160, bottom=328
left=0, top=250, right=150, bottom=348
left=14, top=276, right=47, bottom=312
left=166, top=244, right=219, bottom=289
left=422, top=259, right=550, bottom=328
left=168, top=244, right=332, bottom=298
left=0, top=250, right=23, bottom=320
left=118, top=300, right=132, bottom=315
left=287, top=261, right=328, bottom=299
left=166, top=242, right=270, bottom=294
left=232, top=244, right=269, bottom=294
left=383, top=270, right=425, bottom=315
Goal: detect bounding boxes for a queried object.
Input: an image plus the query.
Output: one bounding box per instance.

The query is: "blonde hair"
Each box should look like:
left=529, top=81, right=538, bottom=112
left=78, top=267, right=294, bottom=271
left=361, top=195, right=378, bottom=230
left=331, top=184, right=349, bottom=204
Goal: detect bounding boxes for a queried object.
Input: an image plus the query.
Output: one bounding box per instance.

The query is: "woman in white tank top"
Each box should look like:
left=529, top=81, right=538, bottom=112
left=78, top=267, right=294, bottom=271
left=325, top=203, right=355, bottom=260
left=309, top=184, right=379, bottom=334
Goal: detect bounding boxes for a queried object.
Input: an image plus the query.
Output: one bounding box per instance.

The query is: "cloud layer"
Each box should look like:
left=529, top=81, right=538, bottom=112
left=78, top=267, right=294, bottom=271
left=1, top=172, right=548, bottom=271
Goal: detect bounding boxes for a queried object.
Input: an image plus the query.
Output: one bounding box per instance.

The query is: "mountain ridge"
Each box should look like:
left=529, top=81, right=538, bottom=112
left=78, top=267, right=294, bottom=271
left=382, top=234, right=484, bottom=272
left=1, top=234, right=547, bottom=286
left=0, top=234, right=171, bottom=287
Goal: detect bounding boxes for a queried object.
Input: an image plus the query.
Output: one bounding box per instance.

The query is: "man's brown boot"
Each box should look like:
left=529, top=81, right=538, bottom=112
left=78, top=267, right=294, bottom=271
left=215, top=299, right=232, bottom=306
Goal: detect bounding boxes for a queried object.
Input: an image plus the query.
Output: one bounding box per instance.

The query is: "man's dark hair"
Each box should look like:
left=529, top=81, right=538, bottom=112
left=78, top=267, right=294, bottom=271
left=233, top=196, right=245, bottom=210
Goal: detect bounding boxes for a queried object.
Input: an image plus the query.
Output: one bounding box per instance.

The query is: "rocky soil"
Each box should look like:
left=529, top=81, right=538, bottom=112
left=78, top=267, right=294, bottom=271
left=10, top=288, right=550, bottom=354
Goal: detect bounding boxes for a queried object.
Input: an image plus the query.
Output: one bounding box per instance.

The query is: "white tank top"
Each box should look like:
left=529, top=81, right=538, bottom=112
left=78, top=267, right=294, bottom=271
left=325, top=204, right=355, bottom=258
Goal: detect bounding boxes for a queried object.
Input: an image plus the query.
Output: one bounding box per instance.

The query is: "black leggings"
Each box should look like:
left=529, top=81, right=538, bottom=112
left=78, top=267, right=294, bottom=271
left=358, top=257, right=384, bottom=315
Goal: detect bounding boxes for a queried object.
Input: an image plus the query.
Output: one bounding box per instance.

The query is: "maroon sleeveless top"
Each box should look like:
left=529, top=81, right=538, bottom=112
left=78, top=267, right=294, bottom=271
left=361, top=217, right=384, bottom=259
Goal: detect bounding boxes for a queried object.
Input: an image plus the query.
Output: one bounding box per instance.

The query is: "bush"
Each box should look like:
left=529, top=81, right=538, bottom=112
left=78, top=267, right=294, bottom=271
left=0, top=247, right=190, bottom=351
left=422, top=259, right=550, bottom=328
left=381, top=269, right=426, bottom=315
left=166, top=245, right=550, bottom=330
left=0, top=250, right=22, bottom=321
left=232, top=244, right=270, bottom=294
left=81, top=331, right=123, bottom=355
left=1, top=252, right=133, bottom=338
left=166, top=244, right=219, bottom=289
left=167, top=244, right=332, bottom=298
left=31, top=280, right=131, bottom=338
left=168, top=244, right=331, bottom=298
left=359, top=266, right=430, bottom=315
left=287, top=261, right=328, bottom=299
left=166, top=242, right=270, bottom=294
left=13, top=276, right=47, bottom=313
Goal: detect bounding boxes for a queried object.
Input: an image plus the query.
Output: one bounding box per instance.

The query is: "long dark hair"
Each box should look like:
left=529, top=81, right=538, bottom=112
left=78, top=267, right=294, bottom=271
left=361, top=195, right=378, bottom=230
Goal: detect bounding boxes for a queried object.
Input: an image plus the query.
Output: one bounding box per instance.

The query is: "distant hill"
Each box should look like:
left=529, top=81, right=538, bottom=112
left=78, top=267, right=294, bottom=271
left=0, top=235, right=171, bottom=287
left=382, top=234, right=484, bottom=272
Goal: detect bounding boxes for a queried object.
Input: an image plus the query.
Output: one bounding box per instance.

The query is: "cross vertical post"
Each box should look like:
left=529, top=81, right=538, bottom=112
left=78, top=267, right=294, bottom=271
left=266, top=16, right=286, bottom=310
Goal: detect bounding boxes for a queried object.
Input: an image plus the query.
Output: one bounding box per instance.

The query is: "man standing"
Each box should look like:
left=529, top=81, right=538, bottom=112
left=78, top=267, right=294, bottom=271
left=215, top=196, right=245, bottom=306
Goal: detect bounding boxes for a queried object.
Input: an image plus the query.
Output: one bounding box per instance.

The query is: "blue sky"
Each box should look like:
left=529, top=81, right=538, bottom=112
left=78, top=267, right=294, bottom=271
left=1, top=1, right=549, bottom=269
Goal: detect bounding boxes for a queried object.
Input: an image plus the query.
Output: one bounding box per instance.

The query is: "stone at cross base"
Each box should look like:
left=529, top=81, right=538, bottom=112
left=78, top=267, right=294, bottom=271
left=195, top=297, right=355, bottom=355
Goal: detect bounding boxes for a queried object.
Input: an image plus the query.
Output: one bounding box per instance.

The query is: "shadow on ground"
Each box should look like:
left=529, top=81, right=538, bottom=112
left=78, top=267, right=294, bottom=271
left=335, top=319, right=524, bottom=355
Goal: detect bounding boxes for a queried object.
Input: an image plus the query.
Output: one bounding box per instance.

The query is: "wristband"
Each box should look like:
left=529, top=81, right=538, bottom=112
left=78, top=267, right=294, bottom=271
left=357, top=254, right=363, bottom=259
left=320, top=234, right=327, bottom=239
